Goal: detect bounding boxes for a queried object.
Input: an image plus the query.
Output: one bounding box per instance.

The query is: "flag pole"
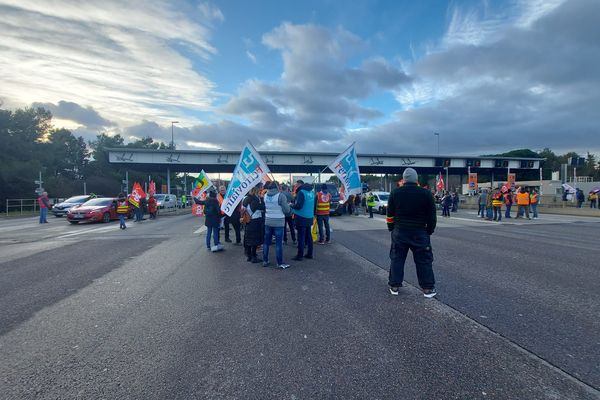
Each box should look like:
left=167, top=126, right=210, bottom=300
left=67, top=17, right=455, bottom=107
left=248, top=140, right=275, bottom=181
left=322, top=141, right=356, bottom=177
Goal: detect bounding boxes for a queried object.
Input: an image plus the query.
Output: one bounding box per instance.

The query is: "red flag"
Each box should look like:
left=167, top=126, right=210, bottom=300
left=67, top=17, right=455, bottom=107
left=436, top=173, right=445, bottom=192
left=148, top=181, right=156, bottom=195
left=128, top=182, right=146, bottom=207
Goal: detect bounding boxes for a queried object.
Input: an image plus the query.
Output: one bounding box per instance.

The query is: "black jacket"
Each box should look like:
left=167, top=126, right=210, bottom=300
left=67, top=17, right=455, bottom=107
left=198, top=197, right=221, bottom=227
left=386, top=183, right=436, bottom=235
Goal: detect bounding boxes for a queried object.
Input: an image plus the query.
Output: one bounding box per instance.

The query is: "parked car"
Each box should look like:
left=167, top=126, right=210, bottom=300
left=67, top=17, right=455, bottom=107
left=52, top=195, right=99, bottom=217
left=370, top=191, right=390, bottom=214
left=154, top=194, right=178, bottom=211
left=66, top=197, right=130, bottom=224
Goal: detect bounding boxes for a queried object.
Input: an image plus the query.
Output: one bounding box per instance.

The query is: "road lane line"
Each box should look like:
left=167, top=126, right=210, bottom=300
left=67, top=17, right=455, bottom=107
left=56, top=225, right=119, bottom=239
left=194, top=226, right=207, bottom=234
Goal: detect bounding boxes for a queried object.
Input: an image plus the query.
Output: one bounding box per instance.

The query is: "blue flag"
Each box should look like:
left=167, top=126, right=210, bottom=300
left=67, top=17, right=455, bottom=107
left=220, top=141, right=271, bottom=216
left=328, top=143, right=362, bottom=195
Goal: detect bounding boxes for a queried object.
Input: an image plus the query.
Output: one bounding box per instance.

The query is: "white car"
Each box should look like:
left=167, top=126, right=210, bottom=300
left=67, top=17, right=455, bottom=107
left=370, top=191, right=390, bottom=214
left=154, top=194, right=178, bottom=211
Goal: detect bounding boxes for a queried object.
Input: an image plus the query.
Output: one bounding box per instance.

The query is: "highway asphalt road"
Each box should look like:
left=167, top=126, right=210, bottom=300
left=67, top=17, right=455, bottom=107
left=0, top=210, right=598, bottom=399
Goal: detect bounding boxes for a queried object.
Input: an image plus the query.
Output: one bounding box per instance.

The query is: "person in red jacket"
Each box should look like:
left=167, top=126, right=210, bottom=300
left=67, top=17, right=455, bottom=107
left=147, top=194, right=157, bottom=219
left=37, top=191, right=50, bottom=223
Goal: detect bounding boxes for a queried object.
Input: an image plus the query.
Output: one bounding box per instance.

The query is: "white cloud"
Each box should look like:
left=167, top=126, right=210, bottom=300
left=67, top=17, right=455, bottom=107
left=246, top=51, right=257, bottom=64
left=198, top=2, right=225, bottom=23
left=0, top=0, right=221, bottom=126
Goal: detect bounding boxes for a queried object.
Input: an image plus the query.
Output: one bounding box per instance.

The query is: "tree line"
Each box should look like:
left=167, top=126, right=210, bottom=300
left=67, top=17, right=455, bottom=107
left=0, top=105, right=179, bottom=206
left=1, top=104, right=599, bottom=206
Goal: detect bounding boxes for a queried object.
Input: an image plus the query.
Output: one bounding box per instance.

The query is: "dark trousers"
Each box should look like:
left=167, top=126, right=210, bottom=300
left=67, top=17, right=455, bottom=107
left=389, top=228, right=435, bottom=290
left=505, top=204, right=512, bottom=218
left=224, top=216, right=241, bottom=243
left=478, top=204, right=485, bottom=217
left=442, top=205, right=450, bottom=217
left=316, top=215, right=330, bottom=242
left=516, top=205, right=530, bottom=218
left=245, top=245, right=258, bottom=260
left=368, top=206, right=374, bottom=218
left=296, top=224, right=313, bottom=258
left=493, top=206, right=502, bottom=221
left=284, top=216, right=296, bottom=243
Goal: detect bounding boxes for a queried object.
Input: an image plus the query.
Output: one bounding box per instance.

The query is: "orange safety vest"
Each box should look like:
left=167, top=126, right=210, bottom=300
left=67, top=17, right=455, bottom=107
left=530, top=193, right=538, bottom=204
left=116, top=200, right=129, bottom=214
left=516, top=192, right=530, bottom=206
left=316, top=192, right=331, bottom=215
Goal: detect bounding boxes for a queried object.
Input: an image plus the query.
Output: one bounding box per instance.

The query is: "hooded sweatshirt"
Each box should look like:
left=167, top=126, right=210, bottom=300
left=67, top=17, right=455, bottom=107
left=264, top=187, right=291, bottom=227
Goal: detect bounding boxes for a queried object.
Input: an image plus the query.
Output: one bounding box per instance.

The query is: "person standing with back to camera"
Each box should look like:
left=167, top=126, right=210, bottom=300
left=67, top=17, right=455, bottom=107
left=386, top=168, right=437, bottom=298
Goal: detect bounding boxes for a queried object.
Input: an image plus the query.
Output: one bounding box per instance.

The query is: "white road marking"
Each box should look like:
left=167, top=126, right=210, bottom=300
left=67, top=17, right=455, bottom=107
left=194, top=226, right=207, bottom=234
left=55, top=225, right=119, bottom=239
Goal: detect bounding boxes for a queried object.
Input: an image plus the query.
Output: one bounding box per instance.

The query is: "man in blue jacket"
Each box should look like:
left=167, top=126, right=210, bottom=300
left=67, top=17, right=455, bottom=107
left=290, top=180, right=315, bottom=261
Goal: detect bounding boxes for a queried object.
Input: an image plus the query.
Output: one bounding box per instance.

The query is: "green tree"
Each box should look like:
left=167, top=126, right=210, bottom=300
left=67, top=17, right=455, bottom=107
left=44, top=128, right=89, bottom=179
left=0, top=106, right=53, bottom=202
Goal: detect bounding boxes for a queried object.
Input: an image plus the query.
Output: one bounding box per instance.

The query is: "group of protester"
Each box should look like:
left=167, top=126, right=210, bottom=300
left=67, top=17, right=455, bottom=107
left=575, top=189, right=599, bottom=208
left=436, top=192, right=459, bottom=218
left=196, top=180, right=335, bottom=269
left=115, top=192, right=157, bottom=229
left=477, top=186, right=539, bottom=221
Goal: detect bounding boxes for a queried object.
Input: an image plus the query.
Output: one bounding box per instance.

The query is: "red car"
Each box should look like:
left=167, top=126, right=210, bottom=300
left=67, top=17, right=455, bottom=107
left=66, top=197, right=132, bottom=224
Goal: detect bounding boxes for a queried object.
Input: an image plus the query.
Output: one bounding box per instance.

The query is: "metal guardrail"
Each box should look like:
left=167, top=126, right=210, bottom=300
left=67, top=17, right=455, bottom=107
left=5, top=198, right=38, bottom=216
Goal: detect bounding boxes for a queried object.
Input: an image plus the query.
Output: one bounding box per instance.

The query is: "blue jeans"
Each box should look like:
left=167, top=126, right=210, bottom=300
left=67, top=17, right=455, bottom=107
left=478, top=204, right=485, bottom=217
left=316, top=215, right=330, bottom=242
left=389, top=228, right=435, bottom=290
left=135, top=207, right=144, bottom=221
left=263, top=225, right=284, bottom=265
left=505, top=204, right=512, bottom=218
left=486, top=207, right=493, bottom=219
left=39, top=207, right=48, bottom=223
left=119, top=214, right=126, bottom=228
left=531, top=204, right=538, bottom=218
left=296, top=224, right=313, bottom=258
left=206, top=226, right=220, bottom=248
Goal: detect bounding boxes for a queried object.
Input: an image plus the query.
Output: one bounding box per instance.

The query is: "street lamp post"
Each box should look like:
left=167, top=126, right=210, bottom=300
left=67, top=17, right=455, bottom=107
left=434, top=132, right=440, bottom=155
left=171, top=121, right=179, bottom=148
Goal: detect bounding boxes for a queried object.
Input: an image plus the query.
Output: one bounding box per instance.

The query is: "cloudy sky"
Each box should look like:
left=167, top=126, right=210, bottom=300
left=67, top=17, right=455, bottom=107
left=0, top=0, right=597, bottom=156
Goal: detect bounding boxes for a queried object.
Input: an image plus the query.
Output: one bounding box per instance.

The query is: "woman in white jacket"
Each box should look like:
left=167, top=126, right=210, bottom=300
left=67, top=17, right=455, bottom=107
left=262, top=181, right=291, bottom=269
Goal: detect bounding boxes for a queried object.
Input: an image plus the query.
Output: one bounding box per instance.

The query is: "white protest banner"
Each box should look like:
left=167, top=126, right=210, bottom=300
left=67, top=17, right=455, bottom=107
left=220, top=141, right=271, bottom=216
left=328, top=142, right=362, bottom=195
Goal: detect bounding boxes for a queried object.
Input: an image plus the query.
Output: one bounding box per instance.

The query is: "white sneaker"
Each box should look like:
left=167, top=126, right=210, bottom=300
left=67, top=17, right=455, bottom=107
left=278, top=264, right=290, bottom=269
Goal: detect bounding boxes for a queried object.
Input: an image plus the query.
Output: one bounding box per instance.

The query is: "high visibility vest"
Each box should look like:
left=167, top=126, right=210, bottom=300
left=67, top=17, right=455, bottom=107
left=516, top=192, right=530, bottom=205
left=316, top=192, right=331, bottom=215
left=217, top=193, right=226, bottom=215
left=530, top=193, right=539, bottom=204
left=117, top=200, right=129, bottom=214
left=367, top=195, right=376, bottom=207
left=492, top=193, right=503, bottom=207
